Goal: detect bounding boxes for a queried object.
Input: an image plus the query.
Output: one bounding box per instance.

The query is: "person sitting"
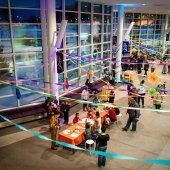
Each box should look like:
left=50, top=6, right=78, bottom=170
left=87, top=111, right=94, bottom=119
left=114, top=107, right=120, bottom=115
left=108, top=107, right=117, bottom=123
left=73, top=113, right=81, bottom=124
left=85, top=122, right=91, bottom=140
left=102, top=114, right=111, bottom=129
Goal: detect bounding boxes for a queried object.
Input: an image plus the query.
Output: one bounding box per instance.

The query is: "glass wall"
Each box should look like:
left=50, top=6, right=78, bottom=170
left=123, top=12, right=167, bottom=58
left=0, top=0, right=44, bottom=109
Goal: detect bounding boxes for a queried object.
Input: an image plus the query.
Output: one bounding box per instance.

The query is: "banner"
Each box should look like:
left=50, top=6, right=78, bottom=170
left=56, top=52, right=64, bottom=73
left=122, top=41, right=130, bottom=56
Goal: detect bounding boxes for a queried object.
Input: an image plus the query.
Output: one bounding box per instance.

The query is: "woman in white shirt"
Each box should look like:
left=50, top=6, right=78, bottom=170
left=138, top=80, right=146, bottom=108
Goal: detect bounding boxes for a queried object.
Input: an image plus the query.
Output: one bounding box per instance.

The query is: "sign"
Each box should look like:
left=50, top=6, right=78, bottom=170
left=122, top=41, right=130, bottom=56
left=56, top=52, right=64, bottom=73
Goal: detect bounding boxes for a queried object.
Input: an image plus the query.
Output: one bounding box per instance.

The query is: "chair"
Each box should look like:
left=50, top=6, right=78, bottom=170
left=85, top=139, right=95, bottom=154
left=116, top=113, right=123, bottom=125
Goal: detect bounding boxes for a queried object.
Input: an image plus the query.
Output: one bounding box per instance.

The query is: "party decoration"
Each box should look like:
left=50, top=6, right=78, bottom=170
left=65, top=78, right=69, bottom=89
left=149, top=87, right=157, bottom=95
left=1, top=114, right=170, bottom=167
left=148, top=72, right=159, bottom=84
left=87, top=70, right=93, bottom=77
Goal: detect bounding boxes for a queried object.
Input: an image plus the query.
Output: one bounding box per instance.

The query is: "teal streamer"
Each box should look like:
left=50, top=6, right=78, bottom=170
left=0, top=114, right=170, bottom=167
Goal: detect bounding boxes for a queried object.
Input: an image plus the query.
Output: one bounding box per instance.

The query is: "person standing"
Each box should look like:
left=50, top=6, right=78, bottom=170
left=138, top=80, right=146, bottom=108
left=144, top=61, right=149, bottom=76
left=49, top=112, right=60, bottom=150
left=151, top=58, right=157, bottom=72
left=96, top=126, right=110, bottom=167
left=153, top=90, right=162, bottom=109
left=109, top=90, right=115, bottom=103
left=122, top=98, right=139, bottom=131
left=63, top=101, right=70, bottom=124
left=81, top=87, right=89, bottom=111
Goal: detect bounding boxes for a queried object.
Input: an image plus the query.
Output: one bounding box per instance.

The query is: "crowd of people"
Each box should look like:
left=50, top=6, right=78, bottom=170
left=45, top=51, right=169, bottom=167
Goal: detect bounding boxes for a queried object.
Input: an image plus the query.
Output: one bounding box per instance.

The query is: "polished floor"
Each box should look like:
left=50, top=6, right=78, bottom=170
left=0, top=65, right=170, bottom=170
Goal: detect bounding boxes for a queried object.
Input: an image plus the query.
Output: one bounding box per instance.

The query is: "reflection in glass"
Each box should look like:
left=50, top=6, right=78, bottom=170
left=58, top=73, right=64, bottom=83
left=0, top=96, right=17, bottom=109
left=66, top=24, right=78, bottom=36
left=69, top=79, right=78, bottom=90
left=56, top=11, right=62, bottom=23
left=80, top=34, right=90, bottom=45
left=13, top=24, right=41, bottom=38
left=104, top=15, right=111, bottom=23
left=103, top=43, right=110, bottom=51
left=0, top=55, right=13, bottom=69
left=104, top=5, right=111, bottom=14
left=67, top=69, right=78, bottom=80
left=81, top=24, right=91, bottom=34
left=0, top=24, right=10, bottom=38
left=66, top=48, right=78, bottom=57
left=65, top=0, right=78, bottom=11
left=16, top=65, right=44, bottom=86
left=13, top=39, right=42, bottom=52
left=11, top=9, right=40, bottom=23
left=93, top=34, right=101, bottom=43
left=103, top=51, right=110, bottom=59
left=56, top=0, right=62, bottom=10
left=104, top=34, right=110, bottom=42
left=67, top=59, right=78, bottom=70
left=93, top=44, right=101, bottom=52
left=81, top=56, right=90, bottom=65
left=0, top=0, right=8, bottom=7
left=104, top=24, right=111, bottom=33
left=81, top=46, right=90, bottom=56
left=93, top=15, right=102, bottom=24
left=20, top=92, right=45, bottom=106
left=66, top=12, right=78, bottom=23
left=81, top=65, right=89, bottom=74
left=81, top=14, right=91, bottom=23
left=81, top=2, right=91, bottom=12
left=15, top=53, right=43, bottom=67
left=10, top=0, right=40, bottom=8
left=0, top=40, right=12, bottom=53
left=93, top=25, right=101, bottom=34
left=94, top=4, right=102, bottom=13
left=0, top=9, right=9, bottom=22
left=66, top=36, right=78, bottom=48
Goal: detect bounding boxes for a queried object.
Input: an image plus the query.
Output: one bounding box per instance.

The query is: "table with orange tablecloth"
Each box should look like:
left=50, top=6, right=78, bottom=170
left=58, top=108, right=108, bottom=145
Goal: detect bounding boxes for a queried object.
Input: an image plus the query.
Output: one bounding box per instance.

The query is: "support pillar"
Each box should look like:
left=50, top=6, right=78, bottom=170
left=115, top=5, right=124, bottom=82
left=162, top=15, right=169, bottom=58
left=40, top=0, right=49, bottom=93
left=46, top=0, right=58, bottom=99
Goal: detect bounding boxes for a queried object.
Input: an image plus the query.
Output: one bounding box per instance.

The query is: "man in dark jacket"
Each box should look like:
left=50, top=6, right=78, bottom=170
left=122, top=98, right=140, bottom=131
left=96, top=127, right=110, bottom=167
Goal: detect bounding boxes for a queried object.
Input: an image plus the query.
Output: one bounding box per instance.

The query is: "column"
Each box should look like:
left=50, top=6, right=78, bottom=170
left=40, top=0, right=49, bottom=93
left=162, top=15, right=169, bottom=58
left=46, top=0, right=58, bottom=99
left=115, top=5, right=124, bottom=82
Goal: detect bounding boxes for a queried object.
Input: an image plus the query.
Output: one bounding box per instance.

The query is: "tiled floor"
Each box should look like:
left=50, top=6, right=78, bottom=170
left=0, top=65, right=170, bottom=170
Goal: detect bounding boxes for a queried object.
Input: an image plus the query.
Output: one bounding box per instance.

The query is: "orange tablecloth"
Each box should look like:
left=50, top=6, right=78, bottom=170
left=58, top=109, right=108, bottom=145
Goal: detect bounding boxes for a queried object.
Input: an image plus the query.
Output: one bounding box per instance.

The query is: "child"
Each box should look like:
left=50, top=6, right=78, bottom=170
left=73, top=113, right=81, bottom=124
left=85, top=122, right=91, bottom=140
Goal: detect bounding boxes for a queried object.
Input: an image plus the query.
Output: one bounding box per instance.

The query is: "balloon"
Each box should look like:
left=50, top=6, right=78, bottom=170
left=87, top=70, right=93, bottom=77
left=148, top=72, right=159, bottom=84
left=149, top=87, right=156, bottom=95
